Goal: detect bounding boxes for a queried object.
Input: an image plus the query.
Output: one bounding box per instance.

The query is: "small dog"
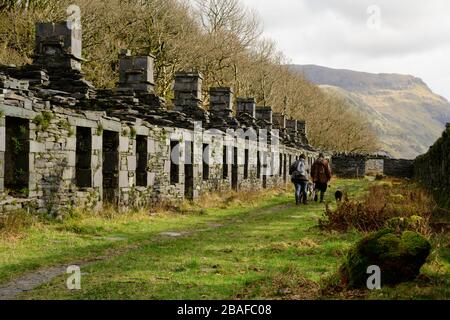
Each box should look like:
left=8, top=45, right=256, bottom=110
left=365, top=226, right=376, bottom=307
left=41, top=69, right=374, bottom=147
left=335, top=190, right=343, bottom=202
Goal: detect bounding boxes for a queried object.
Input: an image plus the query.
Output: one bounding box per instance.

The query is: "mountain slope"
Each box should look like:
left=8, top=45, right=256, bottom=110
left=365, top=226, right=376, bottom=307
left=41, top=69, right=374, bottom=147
left=290, top=65, right=450, bottom=159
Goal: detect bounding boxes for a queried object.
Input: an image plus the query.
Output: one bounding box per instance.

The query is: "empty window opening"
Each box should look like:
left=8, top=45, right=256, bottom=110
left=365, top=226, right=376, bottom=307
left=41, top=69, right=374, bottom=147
left=76, top=127, right=92, bottom=188
left=279, top=153, right=283, bottom=176
left=257, top=151, right=261, bottom=178
left=271, top=152, right=276, bottom=177
left=170, top=140, right=180, bottom=185
left=231, top=147, right=238, bottom=190
left=102, top=130, right=119, bottom=203
left=5, top=117, right=29, bottom=196
left=222, top=146, right=228, bottom=179
left=244, top=148, right=249, bottom=179
left=136, top=135, right=148, bottom=187
left=202, top=143, right=210, bottom=181
left=184, top=141, right=194, bottom=199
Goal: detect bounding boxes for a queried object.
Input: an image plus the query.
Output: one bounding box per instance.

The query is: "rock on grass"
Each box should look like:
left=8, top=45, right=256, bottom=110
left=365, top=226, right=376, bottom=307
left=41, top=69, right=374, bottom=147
left=339, top=228, right=431, bottom=288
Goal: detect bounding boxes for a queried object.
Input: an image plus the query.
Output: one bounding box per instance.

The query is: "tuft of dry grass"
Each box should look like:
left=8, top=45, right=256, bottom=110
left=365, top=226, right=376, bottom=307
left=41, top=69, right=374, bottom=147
left=178, top=186, right=288, bottom=213
left=0, top=209, right=34, bottom=239
left=69, top=186, right=287, bottom=219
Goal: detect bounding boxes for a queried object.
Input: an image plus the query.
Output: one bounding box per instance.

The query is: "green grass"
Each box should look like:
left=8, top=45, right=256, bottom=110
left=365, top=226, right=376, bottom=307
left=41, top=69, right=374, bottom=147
left=0, top=194, right=286, bottom=284
left=1, top=179, right=448, bottom=300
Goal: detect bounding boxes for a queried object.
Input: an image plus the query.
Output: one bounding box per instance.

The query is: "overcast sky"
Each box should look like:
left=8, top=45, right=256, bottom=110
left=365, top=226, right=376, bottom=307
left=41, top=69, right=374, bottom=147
left=241, top=0, right=450, bottom=100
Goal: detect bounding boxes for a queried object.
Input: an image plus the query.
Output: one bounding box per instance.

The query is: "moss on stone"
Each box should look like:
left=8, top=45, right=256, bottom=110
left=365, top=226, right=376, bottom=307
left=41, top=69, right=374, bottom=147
left=401, top=231, right=431, bottom=256
left=340, top=228, right=431, bottom=288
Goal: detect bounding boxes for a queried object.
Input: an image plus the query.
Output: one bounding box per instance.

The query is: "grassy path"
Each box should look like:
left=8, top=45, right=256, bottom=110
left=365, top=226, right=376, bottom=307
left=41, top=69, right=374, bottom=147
left=1, top=179, right=448, bottom=300
left=0, top=180, right=364, bottom=299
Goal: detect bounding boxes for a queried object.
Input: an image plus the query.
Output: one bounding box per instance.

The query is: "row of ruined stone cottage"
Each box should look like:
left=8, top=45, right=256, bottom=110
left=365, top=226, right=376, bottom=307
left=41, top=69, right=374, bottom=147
left=0, top=20, right=319, bottom=216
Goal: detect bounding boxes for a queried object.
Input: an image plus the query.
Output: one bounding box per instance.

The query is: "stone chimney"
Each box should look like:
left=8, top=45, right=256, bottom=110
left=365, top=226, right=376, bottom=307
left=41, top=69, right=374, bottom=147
left=255, top=106, right=273, bottom=129
left=33, top=20, right=95, bottom=98
left=286, top=119, right=297, bottom=133
left=173, top=71, right=203, bottom=112
left=297, top=120, right=310, bottom=145
left=272, top=113, right=286, bottom=129
left=236, top=98, right=256, bottom=118
left=172, top=71, right=209, bottom=124
left=273, top=112, right=287, bottom=142
left=34, top=21, right=83, bottom=71
left=118, top=49, right=155, bottom=93
left=209, top=87, right=233, bottom=119
left=208, top=87, right=240, bottom=131
left=286, top=119, right=298, bottom=145
left=297, top=120, right=307, bottom=135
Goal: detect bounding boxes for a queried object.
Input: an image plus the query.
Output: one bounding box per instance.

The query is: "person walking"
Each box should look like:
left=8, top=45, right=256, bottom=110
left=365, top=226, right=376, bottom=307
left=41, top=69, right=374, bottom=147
left=311, top=152, right=332, bottom=203
left=289, top=154, right=310, bottom=205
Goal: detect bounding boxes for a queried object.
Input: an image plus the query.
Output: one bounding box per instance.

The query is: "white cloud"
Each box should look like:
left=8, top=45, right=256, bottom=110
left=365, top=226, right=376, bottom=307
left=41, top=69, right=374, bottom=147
left=241, top=0, right=450, bottom=99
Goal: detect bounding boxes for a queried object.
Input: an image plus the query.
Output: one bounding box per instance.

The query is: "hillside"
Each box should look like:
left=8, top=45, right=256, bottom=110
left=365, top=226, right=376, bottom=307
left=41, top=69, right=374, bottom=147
left=290, top=65, right=450, bottom=159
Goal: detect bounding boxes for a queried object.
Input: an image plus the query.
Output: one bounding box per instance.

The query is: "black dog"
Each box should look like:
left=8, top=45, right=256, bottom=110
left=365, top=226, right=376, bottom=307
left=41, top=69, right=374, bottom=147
left=335, top=190, right=343, bottom=202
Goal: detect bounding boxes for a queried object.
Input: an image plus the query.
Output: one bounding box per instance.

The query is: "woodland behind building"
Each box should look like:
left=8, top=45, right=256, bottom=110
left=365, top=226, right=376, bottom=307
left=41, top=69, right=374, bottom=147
left=0, top=0, right=379, bottom=153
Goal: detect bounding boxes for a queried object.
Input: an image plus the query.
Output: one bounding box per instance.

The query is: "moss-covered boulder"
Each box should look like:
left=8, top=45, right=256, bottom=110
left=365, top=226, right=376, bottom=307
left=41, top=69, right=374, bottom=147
left=339, top=229, right=431, bottom=288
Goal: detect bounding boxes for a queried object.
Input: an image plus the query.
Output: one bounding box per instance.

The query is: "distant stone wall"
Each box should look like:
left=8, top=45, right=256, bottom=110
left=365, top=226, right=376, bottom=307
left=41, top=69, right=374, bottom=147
left=331, top=154, right=366, bottom=178
left=331, top=154, right=414, bottom=179
left=384, top=159, right=414, bottom=178
left=414, top=124, right=450, bottom=209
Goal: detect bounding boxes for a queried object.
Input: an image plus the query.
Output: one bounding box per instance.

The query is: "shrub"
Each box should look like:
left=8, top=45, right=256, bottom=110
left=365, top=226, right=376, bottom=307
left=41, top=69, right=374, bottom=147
left=319, top=183, right=434, bottom=234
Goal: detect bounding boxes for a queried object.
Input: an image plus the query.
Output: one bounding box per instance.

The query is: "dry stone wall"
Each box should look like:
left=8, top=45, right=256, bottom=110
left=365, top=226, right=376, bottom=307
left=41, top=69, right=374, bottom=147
left=414, top=124, right=450, bottom=209
left=331, top=154, right=414, bottom=179
left=383, top=159, right=414, bottom=178
left=331, top=154, right=367, bottom=178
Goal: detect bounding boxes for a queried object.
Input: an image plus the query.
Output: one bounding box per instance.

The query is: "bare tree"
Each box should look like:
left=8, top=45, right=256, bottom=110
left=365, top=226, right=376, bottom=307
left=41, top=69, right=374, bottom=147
left=195, top=0, right=261, bottom=46
left=0, top=0, right=379, bottom=153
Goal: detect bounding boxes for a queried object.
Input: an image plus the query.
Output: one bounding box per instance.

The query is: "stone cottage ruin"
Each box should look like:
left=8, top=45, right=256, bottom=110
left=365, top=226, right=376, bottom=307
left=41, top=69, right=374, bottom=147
left=0, top=20, right=317, bottom=216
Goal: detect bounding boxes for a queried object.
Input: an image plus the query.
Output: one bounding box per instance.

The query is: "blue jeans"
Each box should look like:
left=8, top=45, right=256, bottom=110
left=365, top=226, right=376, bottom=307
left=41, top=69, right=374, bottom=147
left=294, top=181, right=308, bottom=204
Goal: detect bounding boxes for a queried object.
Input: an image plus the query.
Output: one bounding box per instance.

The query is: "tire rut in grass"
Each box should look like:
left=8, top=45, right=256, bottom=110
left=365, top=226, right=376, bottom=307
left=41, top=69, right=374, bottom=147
left=0, top=242, right=141, bottom=300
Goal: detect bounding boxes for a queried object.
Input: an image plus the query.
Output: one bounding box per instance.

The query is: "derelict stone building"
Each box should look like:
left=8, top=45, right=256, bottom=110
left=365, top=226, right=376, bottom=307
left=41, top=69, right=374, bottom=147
left=0, top=20, right=317, bottom=216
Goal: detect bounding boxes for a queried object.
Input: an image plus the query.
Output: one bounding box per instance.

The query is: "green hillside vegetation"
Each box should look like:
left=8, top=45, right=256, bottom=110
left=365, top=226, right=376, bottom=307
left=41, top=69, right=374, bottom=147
left=0, top=0, right=378, bottom=153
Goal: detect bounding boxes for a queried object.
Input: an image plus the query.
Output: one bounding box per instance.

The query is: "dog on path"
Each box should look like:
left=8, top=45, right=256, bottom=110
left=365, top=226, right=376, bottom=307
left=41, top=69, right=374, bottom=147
left=335, top=190, right=343, bottom=202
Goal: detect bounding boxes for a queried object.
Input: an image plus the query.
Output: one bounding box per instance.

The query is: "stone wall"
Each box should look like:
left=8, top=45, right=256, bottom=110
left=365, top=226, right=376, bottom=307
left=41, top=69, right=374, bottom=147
left=0, top=19, right=317, bottom=217
left=414, top=124, right=450, bottom=209
left=384, top=159, right=414, bottom=178
left=331, top=154, right=366, bottom=178
left=331, top=153, right=414, bottom=179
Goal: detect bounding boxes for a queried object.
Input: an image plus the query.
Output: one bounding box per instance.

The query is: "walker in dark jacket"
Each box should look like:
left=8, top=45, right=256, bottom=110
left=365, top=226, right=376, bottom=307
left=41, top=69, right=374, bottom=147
left=311, top=153, right=332, bottom=203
